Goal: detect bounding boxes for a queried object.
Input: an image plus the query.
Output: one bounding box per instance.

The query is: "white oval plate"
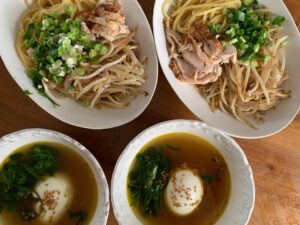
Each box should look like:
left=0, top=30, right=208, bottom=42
left=153, top=0, right=300, bottom=138
left=111, top=120, right=255, bottom=225
left=0, top=0, right=158, bottom=129
left=0, top=128, right=110, bottom=225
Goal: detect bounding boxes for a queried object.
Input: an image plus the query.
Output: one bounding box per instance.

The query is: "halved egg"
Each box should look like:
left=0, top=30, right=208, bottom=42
left=34, top=173, right=73, bottom=223
left=165, top=168, right=204, bottom=216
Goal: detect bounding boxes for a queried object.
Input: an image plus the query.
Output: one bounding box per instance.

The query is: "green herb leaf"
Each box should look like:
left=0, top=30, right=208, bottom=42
left=128, top=147, right=171, bottom=215
left=24, top=90, right=33, bottom=96
left=68, top=210, right=87, bottom=225
left=201, top=174, right=215, bottom=184
left=272, top=16, right=285, bottom=26
left=0, top=145, right=59, bottom=217
left=31, top=145, right=59, bottom=176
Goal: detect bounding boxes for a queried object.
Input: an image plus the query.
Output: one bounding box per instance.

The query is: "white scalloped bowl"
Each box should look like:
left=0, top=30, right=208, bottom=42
left=0, top=129, right=110, bottom=225
left=0, top=0, right=158, bottom=129
left=111, top=120, right=255, bottom=225
left=153, top=0, right=300, bottom=138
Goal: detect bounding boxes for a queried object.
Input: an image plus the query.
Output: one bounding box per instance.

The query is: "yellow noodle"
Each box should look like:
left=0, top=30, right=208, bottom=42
left=163, top=0, right=289, bottom=128
left=17, top=0, right=147, bottom=109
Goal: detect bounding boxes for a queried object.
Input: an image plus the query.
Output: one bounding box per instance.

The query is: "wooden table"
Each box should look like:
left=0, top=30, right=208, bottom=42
left=0, top=0, right=299, bottom=224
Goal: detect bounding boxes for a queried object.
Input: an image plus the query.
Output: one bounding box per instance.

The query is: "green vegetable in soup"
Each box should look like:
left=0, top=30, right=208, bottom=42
left=201, top=174, right=215, bottom=184
left=128, top=147, right=171, bottom=215
left=68, top=210, right=88, bottom=225
left=0, top=145, right=58, bottom=219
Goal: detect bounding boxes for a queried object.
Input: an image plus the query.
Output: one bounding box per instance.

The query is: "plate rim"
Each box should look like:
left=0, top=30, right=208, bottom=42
left=0, top=0, right=158, bottom=130
left=152, top=0, right=300, bottom=139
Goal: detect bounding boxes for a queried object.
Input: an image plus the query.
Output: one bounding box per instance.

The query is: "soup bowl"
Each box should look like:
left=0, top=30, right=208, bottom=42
left=0, top=129, right=109, bottom=225
left=111, top=120, right=255, bottom=225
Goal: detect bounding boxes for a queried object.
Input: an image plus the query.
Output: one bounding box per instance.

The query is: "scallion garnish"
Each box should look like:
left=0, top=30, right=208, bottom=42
left=209, top=0, right=285, bottom=62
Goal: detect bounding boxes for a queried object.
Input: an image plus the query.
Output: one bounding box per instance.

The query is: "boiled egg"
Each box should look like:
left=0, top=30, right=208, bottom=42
left=165, top=168, right=203, bottom=216
left=34, top=173, right=73, bottom=223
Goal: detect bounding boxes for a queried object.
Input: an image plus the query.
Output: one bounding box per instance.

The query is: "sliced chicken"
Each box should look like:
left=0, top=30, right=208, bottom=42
left=79, top=0, right=130, bottom=41
left=166, top=23, right=237, bottom=85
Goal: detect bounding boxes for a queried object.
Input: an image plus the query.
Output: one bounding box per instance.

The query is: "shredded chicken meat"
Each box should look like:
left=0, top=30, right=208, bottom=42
left=79, top=0, right=130, bottom=41
left=166, top=23, right=237, bottom=85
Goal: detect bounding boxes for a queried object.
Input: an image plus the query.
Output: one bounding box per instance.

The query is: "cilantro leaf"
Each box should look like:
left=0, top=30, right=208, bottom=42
left=0, top=145, right=59, bottom=218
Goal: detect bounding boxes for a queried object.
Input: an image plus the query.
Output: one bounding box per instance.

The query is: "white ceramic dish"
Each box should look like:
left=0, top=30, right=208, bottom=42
left=0, top=0, right=158, bottom=129
left=111, top=120, right=255, bottom=225
left=0, top=129, right=110, bottom=225
left=153, top=0, right=300, bottom=139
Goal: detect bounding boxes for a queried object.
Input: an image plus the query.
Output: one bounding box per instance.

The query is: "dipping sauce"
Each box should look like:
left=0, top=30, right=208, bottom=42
left=0, top=142, right=98, bottom=225
left=127, top=132, right=231, bottom=225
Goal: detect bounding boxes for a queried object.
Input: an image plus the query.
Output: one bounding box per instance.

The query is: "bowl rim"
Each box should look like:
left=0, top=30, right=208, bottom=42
left=0, top=0, right=158, bottom=130
left=152, top=0, right=300, bottom=139
left=111, top=119, right=255, bottom=225
left=0, top=128, right=110, bottom=225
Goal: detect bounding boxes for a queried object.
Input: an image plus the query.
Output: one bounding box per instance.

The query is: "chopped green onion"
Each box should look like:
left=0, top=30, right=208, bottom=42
left=69, top=47, right=77, bottom=57
left=91, top=59, right=100, bottom=65
left=65, top=5, right=76, bottom=17
left=253, top=43, right=260, bottom=52
left=209, top=23, right=222, bottom=33
left=208, top=0, right=285, bottom=62
left=52, top=60, right=62, bottom=68
left=225, top=27, right=236, bottom=37
left=229, top=38, right=238, bottom=45
left=53, top=76, right=64, bottom=84
left=22, top=9, right=128, bottom=105
left=75, top=68, right=85, bottom=76
left=251, top=60, right=258, bottom=67
left=42, top=18, right=51, bottom=29
left=74, top=18, right=82, bottom=27
left=221, top=41, right=229, bottom=47
left=79, top=34, right=89, bottom=42
left=242, top=0, right=253, bottom=6
left=94, top=44, right=102, bottom=51
left=50, top=12, right=58, bottom=19
left=280, top=40, right=288, bottom=47
left=89, top=49, right=97, bottom=58
left=47, top=55, right=55, bottom=63
left=238, top=36, right=246, bottom=43
left=66, top=57, right=77, bottom=68
left=51, top=68, right=62, bottom=76
left=228, top=12, right=234, bottom=19
left=236, top=11, right=245, bottom=21
left=39, top=70, right=47, bottom=77
left=261, top=54, right=271, bottom=61
left=98, top=44, right=108, bottom=55
left=239, top=48, right=255, bottom=61
left=272, top=16, right=285, bottom=26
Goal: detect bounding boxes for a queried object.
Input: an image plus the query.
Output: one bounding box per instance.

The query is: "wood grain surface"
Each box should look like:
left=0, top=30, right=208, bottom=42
left=0, top=0, right=299, bottom=224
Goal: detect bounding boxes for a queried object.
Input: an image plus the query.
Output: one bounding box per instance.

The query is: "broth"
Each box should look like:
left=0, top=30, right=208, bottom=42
left=0, top=142, right=98, bottom=225
left=128, top=132, right=231, bottom=225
